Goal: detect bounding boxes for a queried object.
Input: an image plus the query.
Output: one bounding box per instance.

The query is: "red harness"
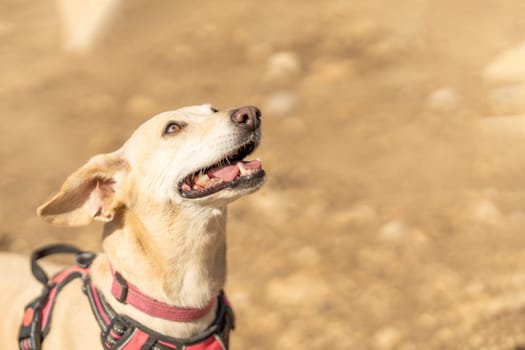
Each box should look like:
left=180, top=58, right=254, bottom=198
left=18, top=244, right=234, bottom=350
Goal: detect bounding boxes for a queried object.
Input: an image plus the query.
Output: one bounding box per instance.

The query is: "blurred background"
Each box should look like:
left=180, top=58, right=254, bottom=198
left=3, top=0, right=525, bottom=348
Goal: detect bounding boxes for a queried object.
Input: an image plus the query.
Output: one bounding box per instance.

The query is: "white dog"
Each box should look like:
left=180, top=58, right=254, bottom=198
left=0, top=104, right=265, bottom=349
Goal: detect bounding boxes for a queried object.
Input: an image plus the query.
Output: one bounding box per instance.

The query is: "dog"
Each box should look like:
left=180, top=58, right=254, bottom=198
left=0, top=104, right=265, bottom=349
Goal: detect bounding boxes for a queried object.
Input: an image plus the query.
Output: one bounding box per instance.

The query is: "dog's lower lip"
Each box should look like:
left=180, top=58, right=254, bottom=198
left=180, top=169, right=265, bottom=199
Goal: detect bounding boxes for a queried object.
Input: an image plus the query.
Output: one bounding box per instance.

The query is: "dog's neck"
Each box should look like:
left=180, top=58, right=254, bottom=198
left=103, top=203, right=227, bottom=307
left=92, top=202, right=227, bottom=337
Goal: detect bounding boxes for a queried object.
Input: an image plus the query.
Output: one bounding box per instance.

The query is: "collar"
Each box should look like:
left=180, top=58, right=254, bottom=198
left=110, top=267, right=217, bottom=322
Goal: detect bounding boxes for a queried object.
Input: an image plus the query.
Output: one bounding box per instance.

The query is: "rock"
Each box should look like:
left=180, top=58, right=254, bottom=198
left=264, top=91, right=297, bottom=116
left=331, top=204, right=377, bottom=227
left=231, top=28, right=251, bottom=49
left=124, top=94, right=158, bottom=118
left=303, top=59, right=355, bottom=86
left=228, top=291, right=251, bottom=310
left=374, top=326, right=403, bottom=349
left=198, top=24, right=218, bottom=39
left=470, top=199, right=502, bottom=226
left=409, top=228, right=429, bottom=246
left=265, top=273, right=329, bottom=306
left=487, top=83, right=525, bottom=114
left=379, top=219, right=407, bottom=242
left=484, top=41, right=525, bottom=84
left=249, top=189, right=290, bottom=224
left=263, top=51, right=302, bottom=86
left=426, top=87, right=460, bottom=112
left=321, top=19, right=380, bottom=55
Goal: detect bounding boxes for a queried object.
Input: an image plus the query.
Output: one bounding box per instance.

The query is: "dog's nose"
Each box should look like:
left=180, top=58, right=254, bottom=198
left=230, top=106, right=261, bottom=131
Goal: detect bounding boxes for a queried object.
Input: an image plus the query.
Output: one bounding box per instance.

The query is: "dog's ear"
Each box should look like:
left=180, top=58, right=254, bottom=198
left=37, top=152, right=130, bottom=226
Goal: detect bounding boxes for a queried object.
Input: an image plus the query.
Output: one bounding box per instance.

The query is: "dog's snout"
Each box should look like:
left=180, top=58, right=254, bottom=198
left=230, top=106, right=261, bottom=131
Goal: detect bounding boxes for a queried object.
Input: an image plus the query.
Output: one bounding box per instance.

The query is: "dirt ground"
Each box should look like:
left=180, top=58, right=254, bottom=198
left=5, top=0, right=525, bottom=348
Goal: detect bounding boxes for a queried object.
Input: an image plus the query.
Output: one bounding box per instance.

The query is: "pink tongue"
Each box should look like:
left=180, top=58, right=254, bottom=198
left=243, top=159, right=262, bottom=170
left=209, top=164, right=240, bottom=181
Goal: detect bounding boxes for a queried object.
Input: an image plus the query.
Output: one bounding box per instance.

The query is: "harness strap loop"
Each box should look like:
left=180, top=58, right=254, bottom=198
left=30, top=244, right=84, bottom=285
left=113, top=271, right=129, bottom=302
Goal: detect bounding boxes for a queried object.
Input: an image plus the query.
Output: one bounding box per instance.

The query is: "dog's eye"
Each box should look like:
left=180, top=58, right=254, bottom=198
left=163, top=122, right=184, bottom=135
left=210, top=107, right=219, bottom=113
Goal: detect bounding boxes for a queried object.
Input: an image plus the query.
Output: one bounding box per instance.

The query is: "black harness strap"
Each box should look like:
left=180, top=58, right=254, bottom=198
left=30, top=244, right=84, bottom=286
left=18, top=244, right=95, bottom=350
left=19, top=244, right=234, bottom=350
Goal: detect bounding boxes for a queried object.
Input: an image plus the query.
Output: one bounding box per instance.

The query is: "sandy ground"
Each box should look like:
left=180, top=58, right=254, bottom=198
left=4, top=0, right=525, bottom=348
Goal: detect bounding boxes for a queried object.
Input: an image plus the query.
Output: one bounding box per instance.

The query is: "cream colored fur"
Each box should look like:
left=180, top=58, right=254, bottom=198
left=0, top=104, right=264, bottom=349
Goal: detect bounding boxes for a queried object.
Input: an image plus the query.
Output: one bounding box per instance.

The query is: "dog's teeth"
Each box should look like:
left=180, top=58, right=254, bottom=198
left=209, top=178, right=222, bottom=186
left=195, top=174, right=210, bottom=186
left=181, top=183, right=191, bottom=192
left=237, top=162, right=250, bottom=176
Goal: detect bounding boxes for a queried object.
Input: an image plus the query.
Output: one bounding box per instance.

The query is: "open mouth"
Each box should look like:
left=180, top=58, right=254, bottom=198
left=179, top=140, right=265, bottom=199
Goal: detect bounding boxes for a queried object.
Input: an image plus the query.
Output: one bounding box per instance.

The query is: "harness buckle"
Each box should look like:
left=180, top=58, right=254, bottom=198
left=75, top=252, right=96, bottom=268
left=114, top=271, right=129, bottom=303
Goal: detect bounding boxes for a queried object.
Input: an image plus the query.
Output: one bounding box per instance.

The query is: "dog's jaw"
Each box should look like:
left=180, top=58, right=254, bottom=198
left=121, top=106, right=265, bottom=206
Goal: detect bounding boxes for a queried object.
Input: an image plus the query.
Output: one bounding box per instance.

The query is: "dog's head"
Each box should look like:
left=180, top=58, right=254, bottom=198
left=37, top=104, right=265, bottom=226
